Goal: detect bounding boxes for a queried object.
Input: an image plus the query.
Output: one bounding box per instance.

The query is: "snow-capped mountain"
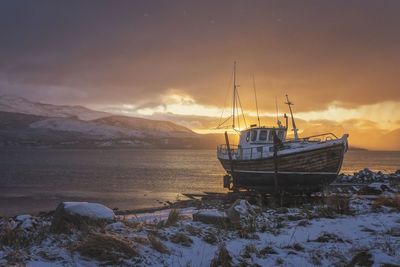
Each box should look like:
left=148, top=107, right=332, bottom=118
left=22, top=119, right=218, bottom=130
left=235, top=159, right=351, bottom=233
left=0, top=95, right=109, bottom=120
left=29, top=117, right=146, bottom=140
left=0, top=95, right=212, bottom=148
left=93, top=115, right=194, bottom=137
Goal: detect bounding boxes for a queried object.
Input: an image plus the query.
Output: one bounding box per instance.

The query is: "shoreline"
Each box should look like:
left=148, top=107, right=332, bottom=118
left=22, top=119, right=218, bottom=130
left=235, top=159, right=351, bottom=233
left=1, top=184, right=399, bottom=266
left=1, top=168, right=400, bottom=217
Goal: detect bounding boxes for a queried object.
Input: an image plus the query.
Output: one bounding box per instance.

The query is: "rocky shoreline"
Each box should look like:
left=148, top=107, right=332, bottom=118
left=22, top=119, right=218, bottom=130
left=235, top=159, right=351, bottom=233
left=1, top=169, right=400, bottom=266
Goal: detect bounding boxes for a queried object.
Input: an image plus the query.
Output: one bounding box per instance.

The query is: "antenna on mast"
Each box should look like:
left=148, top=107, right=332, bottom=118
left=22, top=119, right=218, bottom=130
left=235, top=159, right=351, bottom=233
left=252, top=74, right=260, bottom=127
left=232, top=61, right=236, bottom=130
left=285, top=94, right=299, bottom=140
left=275, top=96, right=283, bottom=128
left=275, top=97, right=279, bottom=123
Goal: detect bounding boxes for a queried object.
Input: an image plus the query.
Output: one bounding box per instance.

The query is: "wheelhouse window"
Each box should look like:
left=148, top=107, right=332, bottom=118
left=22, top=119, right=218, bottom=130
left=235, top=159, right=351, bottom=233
left=259, top=130, right=268, bottom=141
left=268, top=130, right=274, bottom=141
left=278, top=130, right=284, bottom=140
left=251, top=130, right=258, bottom=142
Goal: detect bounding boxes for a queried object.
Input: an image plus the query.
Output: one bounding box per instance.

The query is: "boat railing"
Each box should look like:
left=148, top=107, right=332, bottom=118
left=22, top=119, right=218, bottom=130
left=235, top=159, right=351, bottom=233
left=217, top=144, right=273, bottom=160
left=217, top=132, right=341, bottom=160
left=286, top=132, right=338, bottom=143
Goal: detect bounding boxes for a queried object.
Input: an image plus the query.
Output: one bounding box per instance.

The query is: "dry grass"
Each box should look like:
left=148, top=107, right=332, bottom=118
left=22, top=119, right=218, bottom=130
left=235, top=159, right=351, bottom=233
left=211, top=244, right=232, bottom=267
left=313, top=232, right=344, bottom=243
left=297, top=219, right=311, bottom=227
left=314, top=206, right=336, bottom=219
left=170, top=232, right=193, bottom=247
left=380, top=264, right=400, bottom=267
left=133, top=235, right=149, bottom=245
left=259, top=246, right=278, bottom=255
left=325, top=195, right=351, bottom=215
left=310, top=195, right=352, bottom=219
left=0, top=217, right=46, bottom=250
left=147, top=234, right=169, bottom=254
left=51, top=213, right=107, bottom=234
left=186, top=224, right=202, bottom=236
left=283, top=243, right=304, bottom=251
left=75, top=233, right=138, bottom=265
left=310, top=251, right=322, bottom=266
left=3, top=251, right=26, bottom=265
left=372, top=195, right=400, bottom=212
left=241, top=243, right=258, bottom=258
left=287, top=215, right=303, bottom=221
left=0, top=218, right=18, bottom=247
left=37, top=251, right=65, bottom=262
left=203, top=230, right=218, bottom=244
left=164, top=209, right=187, bottom=227
left=276, top=257, right=284, bottom=265
left=347, top=251, right=373, bottom=267
left=243, top=216, right=257, bottom=233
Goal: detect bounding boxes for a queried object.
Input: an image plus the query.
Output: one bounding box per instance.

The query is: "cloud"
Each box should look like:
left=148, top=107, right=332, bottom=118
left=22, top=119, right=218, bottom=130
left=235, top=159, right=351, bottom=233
left=0, top=0, right=399, bottom=112
left=129, top=108, right=400, bottom=150
left=1, top=0, right=399, bottom=150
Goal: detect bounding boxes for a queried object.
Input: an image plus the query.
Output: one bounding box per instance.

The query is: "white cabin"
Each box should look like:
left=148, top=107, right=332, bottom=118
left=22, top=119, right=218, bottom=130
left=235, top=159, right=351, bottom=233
left=219, top=126, right=288, bottom=160
left=239, top=127, right=287, bottom=149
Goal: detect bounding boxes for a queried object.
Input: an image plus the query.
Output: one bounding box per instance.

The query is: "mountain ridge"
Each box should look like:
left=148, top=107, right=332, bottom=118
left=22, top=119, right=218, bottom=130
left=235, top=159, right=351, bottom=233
left=0, top=95, right=213, bottom=149
left=0, top=94, right=109, bottom=120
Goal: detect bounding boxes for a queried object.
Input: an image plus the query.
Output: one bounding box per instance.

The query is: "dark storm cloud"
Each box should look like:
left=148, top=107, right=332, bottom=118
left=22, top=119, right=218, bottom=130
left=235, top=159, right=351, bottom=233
left=0, top=0, right=399, bottom=111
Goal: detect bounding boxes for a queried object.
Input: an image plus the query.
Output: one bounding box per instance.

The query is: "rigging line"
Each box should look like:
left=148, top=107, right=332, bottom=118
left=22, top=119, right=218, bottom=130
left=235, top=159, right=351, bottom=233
left=215, top=125, right=235, bottom=130
left=218, top=68, right=234, bottom=127
left=216, top=115, right=232, bottom=129
left=236, top=90, right=240, bottom=130
left=253, top=74, right=260, bottom=127
left=236, top=89, right=247, bottom=129
left=275, top=96, right=279, bottom=124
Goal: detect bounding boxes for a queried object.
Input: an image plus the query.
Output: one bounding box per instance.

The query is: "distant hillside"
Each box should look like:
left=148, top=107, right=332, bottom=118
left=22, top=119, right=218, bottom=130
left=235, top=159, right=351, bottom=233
left=0, top=110, right=218, bottom=149
left=0, top=95, right=219, bottom=148
left=0, top=95, right=109, bottom=120
left=93, top=115, right=195, bottom=137
left=380, top=128, right=400, bottom=150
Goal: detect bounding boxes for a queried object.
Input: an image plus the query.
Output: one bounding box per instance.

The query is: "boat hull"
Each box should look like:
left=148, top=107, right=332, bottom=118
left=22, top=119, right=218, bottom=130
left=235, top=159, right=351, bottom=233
left=218, top=142, right=346, bottom=193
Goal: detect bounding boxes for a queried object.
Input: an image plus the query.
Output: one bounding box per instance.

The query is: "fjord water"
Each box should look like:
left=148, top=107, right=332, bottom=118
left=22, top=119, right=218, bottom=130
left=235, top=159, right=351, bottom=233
left=0, top=149, right=399, bottom=216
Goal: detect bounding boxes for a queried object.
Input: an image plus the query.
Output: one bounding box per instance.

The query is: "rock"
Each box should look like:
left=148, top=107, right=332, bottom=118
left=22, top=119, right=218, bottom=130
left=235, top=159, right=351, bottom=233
left=359, top=183, right=383, bottom=195
left=106, top=221, right=126, bottom=230
left=192, top=210, right=229, bottom=226
left=63, top=202, right=115, bottom=220
left=226, top=199, right=257, bottom=225
left=51, top=202, right=115, bottom=233
left=14, top=214, right=35, bottom=230
left=15, top=214, right=32, bottom=221
left=20, top=219, right=34, bottom=230
left=389, top=226, right=400, bottom=237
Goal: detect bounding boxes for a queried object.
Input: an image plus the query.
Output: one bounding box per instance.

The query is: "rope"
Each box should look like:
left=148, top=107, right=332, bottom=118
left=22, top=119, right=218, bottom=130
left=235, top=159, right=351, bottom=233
left=218, top=68, right=234, bottom=127
left=236, top=89, right=247, bottom=129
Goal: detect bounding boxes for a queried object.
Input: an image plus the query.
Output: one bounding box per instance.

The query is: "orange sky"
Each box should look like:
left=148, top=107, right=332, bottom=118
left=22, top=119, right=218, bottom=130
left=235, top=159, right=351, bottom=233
left=1, top=1, right=399, bottom=150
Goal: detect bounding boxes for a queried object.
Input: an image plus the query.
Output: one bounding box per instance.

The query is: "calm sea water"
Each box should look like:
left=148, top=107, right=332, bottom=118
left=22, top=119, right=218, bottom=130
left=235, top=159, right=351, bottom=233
left=0, top=149, right=399, bottom=215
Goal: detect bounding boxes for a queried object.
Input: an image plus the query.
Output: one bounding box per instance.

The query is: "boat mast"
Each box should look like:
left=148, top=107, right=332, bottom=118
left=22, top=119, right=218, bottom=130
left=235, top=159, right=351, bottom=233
left=285, top=94, right=299, bottom=140
left=232, top=61, right=236, bottom=129
left=253, top=74, right=261, bottom=127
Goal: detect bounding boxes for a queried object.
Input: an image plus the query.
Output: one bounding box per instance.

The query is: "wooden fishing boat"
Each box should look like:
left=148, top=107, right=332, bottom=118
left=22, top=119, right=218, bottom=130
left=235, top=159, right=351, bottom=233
left=216, top=63, right=348, bottom=194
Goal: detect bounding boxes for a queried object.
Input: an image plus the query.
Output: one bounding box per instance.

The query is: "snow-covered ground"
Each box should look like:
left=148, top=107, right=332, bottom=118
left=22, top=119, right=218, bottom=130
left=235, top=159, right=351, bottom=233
left=1, top=199, right=399, bottom=266
left=1, top=170, right=399, bottom=266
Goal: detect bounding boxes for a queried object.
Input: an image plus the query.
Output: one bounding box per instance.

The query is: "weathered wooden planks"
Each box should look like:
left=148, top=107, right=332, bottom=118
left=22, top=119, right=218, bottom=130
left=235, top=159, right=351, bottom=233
left=219, top=143, right=345, bottom=174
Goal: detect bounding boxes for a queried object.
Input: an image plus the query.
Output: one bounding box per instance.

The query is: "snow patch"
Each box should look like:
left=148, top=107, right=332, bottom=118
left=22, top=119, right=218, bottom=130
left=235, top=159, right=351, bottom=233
left=63, top=202, right=115, bottom=220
